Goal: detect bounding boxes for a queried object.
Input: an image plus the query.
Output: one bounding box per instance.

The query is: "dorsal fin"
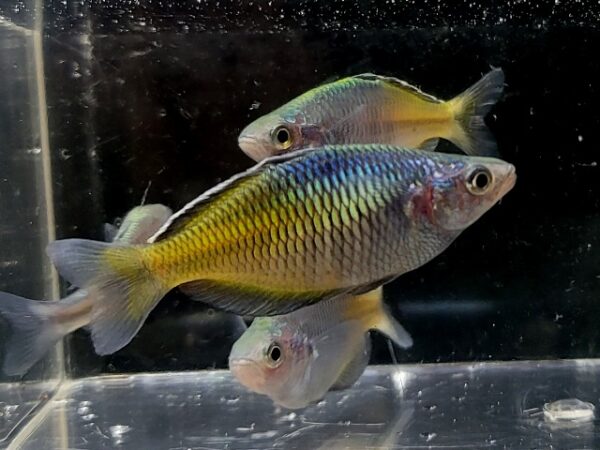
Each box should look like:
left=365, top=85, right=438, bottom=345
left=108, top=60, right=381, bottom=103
left=353, top=73, right=443, bottom=104
left=148, top=148, right=318, bottom=243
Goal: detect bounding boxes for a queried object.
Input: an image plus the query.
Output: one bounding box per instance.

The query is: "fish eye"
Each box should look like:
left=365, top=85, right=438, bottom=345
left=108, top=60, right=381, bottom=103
left=466, top=167, right=493, bottom=195
left=272, top=126, right=293, bottom=150
left=266, top=342, right=283, bottom=367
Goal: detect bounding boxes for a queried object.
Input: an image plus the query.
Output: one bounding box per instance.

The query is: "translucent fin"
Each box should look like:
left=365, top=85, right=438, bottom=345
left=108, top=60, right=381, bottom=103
left=0, top=292, right=67, bottom=376
left=363, top=288, right=413, bottom=349
left=46, top=239, right=168, bottom=355
left=418, top=138, right=440, bottom=153
left=113, top=204, right=172, bottom=243
left=375, top=310, right=413, bottom=349
left=299, top=320, right=366, bottom=403
left=105, top=204, right=172, bottom=244
left=103, top=223, right=119, bottom=242
left=180, top=280, right=343, bottom=316
left=353, top=73, right=443, bottom=103
left=331, top=335, right=371, bottom=390
left=446, top=67, right=505, bottom=157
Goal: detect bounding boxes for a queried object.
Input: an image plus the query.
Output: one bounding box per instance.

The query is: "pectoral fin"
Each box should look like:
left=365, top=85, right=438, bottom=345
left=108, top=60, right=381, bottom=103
left=331, top=334, right=371, bottom=390
left=302, top=321, right=366, bottom=398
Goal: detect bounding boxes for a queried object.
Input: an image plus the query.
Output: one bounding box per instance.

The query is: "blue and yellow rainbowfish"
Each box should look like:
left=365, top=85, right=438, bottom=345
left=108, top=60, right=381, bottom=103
left=46, top=144, right=516, bottom=355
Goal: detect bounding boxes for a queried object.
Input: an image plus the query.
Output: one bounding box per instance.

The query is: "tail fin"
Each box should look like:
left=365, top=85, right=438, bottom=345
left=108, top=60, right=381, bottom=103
left=446, top=67, right=505, bottom=157
left=0, top=292, right=67, bottom=376
left=46, top=239, right=169, bottom=355
left=359, top=288, right=413, bottom=349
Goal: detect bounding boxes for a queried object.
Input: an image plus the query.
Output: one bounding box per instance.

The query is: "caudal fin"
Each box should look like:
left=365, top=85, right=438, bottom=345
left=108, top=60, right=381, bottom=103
left=446, top=67, right=505, bottom=157
left=46, top=239, right=168, bottom=355
left=0, top=292, right=67, bottom=376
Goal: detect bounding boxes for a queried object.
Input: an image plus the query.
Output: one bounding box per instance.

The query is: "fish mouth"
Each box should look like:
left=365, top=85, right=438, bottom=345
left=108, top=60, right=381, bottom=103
left=229, top=357, right=257, bottom=367
left=237, top=135, right=267, bottom=161
left=498, top=163, right=517, bottom=198
left=229, top=358, right=267, bottom=393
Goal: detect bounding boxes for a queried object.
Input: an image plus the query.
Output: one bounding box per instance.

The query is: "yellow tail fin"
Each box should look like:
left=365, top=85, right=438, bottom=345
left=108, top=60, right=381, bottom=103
left=447, top=67, right=505, bottom=157
left=47, top=239, right=169, bottom=354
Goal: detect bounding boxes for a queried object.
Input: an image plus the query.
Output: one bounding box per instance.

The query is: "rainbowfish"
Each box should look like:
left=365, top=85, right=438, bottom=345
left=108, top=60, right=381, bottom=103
left=238, top=68, right=504, bottom=161
left=47, top=144, right=516, bottom=356
left=0, top=204, right=172, bottom=375
left=229, top=287, right=412, bottom=409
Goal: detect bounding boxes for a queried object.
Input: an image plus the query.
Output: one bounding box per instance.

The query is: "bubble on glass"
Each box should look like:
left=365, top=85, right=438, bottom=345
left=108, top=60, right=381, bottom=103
left=0, top=403, right=18, bottom=419
left=420, top=432, right=437, bottom=442
left=543, top=398, right=595, bottom=423
left=250, top=430, right=277, bottom=439
left=109, top=424, right=131, bottom=445
left=60, top=148, right=72, bottom=160
left=236, top=422, right=255, bottom=432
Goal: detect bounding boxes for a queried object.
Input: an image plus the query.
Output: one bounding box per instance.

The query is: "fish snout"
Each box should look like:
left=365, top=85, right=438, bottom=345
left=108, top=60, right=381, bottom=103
left=238, top=134, right=268, bottom=162
left=494, top=162, right=517, bottom=198
left=230, top=358, right=267, bottom=393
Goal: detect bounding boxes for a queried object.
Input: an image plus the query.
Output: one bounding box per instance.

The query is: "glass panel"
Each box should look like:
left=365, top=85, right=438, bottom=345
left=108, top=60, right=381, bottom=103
left=0, top=0, right=599, bottom=448
left=0, top=1, right=62, bottom=447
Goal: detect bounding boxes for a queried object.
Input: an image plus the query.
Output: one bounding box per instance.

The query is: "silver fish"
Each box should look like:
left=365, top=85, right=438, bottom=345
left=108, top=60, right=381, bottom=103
left=229, top=287, right=412, bottom=409
left=238, top=69, right=505, bottom=161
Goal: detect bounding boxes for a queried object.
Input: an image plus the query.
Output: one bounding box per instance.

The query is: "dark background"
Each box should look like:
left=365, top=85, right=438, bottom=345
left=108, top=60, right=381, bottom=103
left=3, top=0, right=600, bottom=377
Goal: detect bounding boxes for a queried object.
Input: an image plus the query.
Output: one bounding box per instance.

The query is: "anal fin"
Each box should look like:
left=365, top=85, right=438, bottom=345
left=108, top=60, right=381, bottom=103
left=179, top=280, right=346, bottom=316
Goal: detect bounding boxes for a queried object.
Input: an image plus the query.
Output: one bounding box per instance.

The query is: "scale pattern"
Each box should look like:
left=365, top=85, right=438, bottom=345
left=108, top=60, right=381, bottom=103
left=145, top=145, right=447, bottom=296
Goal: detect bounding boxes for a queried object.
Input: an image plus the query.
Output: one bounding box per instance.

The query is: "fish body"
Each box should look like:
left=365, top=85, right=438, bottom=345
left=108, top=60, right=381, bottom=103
left=0, top=204, right=172, bottom=375
left=229, top=287, right=412, bottom=409
left=47, top=145, right=516, bottom=355
left=238, top=69, right=505, bottom=160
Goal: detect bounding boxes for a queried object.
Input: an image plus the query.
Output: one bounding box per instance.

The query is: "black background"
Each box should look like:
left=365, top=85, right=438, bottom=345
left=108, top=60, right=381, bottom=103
left=3, top=0, right=600, bottom=377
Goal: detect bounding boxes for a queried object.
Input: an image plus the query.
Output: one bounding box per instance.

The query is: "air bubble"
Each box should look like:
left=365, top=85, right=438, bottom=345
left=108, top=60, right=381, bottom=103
left=544, top=398, right=595, bottom=423
left=420, top=432, right=437, bottom=442
left=109, top=425, right=131, bottom=445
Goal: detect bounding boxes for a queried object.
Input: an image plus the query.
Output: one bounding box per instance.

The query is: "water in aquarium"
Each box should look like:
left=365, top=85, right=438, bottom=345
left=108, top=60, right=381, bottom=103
left=0, top=1, right=599, bottom=449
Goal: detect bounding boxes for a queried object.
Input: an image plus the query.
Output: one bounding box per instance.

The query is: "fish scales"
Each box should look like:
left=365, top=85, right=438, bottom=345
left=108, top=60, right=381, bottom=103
left=285, top=77, right=444, bottom=144
left=145, top=147, right=413, bottom=291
